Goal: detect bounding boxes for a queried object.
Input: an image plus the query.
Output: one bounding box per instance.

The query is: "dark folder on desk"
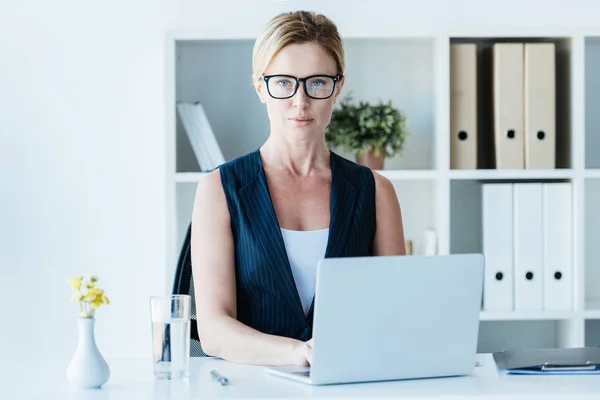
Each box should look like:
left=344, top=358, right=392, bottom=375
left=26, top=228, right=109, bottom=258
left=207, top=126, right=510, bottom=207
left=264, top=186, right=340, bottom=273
left=493, top=347, right=600, bottom=375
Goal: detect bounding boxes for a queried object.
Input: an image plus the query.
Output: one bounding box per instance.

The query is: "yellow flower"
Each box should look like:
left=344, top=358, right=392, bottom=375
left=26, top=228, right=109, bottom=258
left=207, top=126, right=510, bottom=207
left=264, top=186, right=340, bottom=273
left=69, top=276, right=82, bottom=290
left=91, top=298, right=102, bottom=308
left=69, top=274, right=109, bottom=315
left=82, top=293, right=96, bottom=302
left=70, top=292, right=84, bottom=303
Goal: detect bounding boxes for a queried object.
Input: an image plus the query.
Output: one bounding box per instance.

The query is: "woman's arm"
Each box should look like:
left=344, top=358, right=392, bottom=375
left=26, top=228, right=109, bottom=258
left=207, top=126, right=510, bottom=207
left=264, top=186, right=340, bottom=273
left=190, top=170, right=310, bottom=366
left=371, top=172, right=407, bottom=256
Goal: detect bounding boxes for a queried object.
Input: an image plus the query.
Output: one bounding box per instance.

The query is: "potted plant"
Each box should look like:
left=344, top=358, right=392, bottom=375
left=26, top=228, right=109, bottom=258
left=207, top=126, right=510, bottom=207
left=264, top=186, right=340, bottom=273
left=325, top=94, right=409, bottom=170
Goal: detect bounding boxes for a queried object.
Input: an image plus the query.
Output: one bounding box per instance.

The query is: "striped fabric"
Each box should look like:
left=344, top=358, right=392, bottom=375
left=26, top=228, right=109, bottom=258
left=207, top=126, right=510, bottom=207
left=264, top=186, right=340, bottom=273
left=218, top=149, right=376, bottom=343
left=172, top=222, right=208, bottom=356
left=187, top=273, right=208, bottom=357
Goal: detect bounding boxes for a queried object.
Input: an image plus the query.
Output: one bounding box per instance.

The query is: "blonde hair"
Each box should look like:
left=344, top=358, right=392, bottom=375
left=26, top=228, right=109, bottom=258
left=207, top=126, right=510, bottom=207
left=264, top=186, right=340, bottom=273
left=252, top=11, right=345, bottom=81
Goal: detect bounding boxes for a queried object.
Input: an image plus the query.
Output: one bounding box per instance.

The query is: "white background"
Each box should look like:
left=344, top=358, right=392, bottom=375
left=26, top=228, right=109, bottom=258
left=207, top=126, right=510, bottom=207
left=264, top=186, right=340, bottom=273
left=2, top=0, right=600, bottom=363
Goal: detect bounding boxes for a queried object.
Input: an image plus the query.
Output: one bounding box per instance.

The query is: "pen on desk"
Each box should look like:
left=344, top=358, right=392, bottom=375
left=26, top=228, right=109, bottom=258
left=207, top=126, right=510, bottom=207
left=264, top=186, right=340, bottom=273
left=210, top=369, right=229, bottom=386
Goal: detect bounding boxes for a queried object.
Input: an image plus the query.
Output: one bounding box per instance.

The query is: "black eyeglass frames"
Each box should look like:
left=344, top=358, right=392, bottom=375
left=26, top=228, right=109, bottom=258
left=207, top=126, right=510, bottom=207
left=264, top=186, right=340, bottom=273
left=262, top=74, right=343, bottom=100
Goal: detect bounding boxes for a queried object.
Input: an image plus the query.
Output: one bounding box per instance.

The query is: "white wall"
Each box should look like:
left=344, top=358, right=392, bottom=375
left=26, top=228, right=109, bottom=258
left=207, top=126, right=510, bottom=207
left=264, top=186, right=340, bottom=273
left=168, top=0, right=600, bottom=35
left=0, top=0, right=170, bottom=362
left=2, top=0, right=600, bottom=363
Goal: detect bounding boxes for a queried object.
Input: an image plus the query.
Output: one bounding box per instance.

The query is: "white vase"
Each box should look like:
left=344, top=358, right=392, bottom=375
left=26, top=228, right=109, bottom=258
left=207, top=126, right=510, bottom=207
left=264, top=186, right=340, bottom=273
left=66, top=318, right=110, bottom=389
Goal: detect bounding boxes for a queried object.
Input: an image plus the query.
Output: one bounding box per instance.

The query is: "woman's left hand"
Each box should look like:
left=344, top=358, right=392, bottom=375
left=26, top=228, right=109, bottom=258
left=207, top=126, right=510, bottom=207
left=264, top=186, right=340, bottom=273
left=303, top=339, right=313, bottom=365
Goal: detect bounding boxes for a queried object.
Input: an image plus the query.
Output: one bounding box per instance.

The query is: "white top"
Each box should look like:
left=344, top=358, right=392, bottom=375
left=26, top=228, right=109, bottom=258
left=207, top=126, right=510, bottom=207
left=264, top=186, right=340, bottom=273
left=9, top=354, right=600, bottom=399
left=280, top=228, right=329, bottom=315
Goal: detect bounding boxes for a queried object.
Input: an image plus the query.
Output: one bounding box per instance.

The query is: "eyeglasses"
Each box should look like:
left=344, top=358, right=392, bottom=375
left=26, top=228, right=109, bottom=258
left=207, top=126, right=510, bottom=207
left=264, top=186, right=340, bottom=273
left=262, top=74, right=343, bottom=100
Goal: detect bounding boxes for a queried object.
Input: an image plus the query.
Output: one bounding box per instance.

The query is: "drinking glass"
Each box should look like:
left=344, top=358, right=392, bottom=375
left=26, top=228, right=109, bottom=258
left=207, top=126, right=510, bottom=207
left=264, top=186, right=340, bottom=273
left=150, top=294, right=191, bottom=379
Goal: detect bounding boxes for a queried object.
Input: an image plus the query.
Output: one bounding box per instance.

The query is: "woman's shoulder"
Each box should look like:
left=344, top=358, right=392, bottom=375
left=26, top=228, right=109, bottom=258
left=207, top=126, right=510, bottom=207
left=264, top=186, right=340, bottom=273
left=214, top=149, right=262, bottom=188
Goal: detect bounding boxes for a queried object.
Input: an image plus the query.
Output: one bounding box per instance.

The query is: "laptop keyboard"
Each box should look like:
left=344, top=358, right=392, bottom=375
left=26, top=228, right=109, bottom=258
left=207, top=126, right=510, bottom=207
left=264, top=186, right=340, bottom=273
left=291, top=371, right=311, bottom=377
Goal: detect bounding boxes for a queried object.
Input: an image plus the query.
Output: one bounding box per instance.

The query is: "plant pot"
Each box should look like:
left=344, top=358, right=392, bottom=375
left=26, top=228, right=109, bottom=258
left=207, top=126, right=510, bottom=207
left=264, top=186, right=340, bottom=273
left=66, top=318, right=110, bottom=389
left=356, top=149, right=385, bottom=170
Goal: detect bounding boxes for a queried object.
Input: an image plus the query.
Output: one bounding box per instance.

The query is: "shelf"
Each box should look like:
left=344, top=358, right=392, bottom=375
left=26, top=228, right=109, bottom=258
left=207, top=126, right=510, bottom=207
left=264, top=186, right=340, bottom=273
left=449, top=169, right=574, bottom=181
left=175, top=169, right=576, bottom=183
left=477, top=319, right=575, bottom=352
left=175, top=39, right=268, bottom=173
left=480, top=310, right=576, bottom=321
left=450, top=36, right=573, bottom=170
left=175, top=172, right=209, bottom=183
left=175, top=37, right=438, bottom=173
left=585, top=300, right=600, bottom=319
left=377, top=170, right=439, bottom=180
left=585, top=169, right=600, bottom=178
left=167, top=32, right=595, bottom=351
left=175, top=170, right=440, bottom=183
left=388, top=180, right=439, bottom=255
left=336, top=38, right=436, bottom=170
left=585, top=310, right=600, bottom=319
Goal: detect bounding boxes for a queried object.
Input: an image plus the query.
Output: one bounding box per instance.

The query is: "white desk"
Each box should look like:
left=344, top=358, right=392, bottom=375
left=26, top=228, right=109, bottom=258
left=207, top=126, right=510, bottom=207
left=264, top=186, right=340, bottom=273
left=7, top=354, right=599, bottom=399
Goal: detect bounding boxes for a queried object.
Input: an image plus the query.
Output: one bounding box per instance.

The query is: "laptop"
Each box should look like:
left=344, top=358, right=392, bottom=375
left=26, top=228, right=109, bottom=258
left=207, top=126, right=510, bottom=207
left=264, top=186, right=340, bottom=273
left=265, top=253, right=484, bottom=385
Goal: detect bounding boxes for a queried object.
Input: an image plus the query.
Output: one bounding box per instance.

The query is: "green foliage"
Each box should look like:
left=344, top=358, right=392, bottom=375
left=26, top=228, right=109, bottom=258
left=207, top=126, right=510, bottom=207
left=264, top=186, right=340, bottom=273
left=325, top=94, right=409, bottom=158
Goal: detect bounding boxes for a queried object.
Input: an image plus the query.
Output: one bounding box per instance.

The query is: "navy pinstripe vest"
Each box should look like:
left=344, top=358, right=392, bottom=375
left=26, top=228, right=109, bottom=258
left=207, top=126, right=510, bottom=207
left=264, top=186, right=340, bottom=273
left=219, top=149, right=376, bottom=341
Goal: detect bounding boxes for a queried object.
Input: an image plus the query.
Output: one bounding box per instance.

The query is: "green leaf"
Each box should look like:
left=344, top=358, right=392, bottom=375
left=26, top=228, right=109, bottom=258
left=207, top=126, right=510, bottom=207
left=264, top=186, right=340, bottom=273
left=324, top=92, right=410, bottom=159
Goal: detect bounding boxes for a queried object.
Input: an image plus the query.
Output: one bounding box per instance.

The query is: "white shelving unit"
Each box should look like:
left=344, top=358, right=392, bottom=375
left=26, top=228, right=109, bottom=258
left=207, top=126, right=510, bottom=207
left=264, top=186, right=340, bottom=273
left=165, top=30, right=600, bottom=353
left=479, top=310, right=575, bottom=322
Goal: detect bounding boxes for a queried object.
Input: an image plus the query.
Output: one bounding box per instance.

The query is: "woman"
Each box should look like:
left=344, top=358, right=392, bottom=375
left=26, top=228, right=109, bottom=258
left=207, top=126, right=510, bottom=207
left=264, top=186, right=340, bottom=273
left=191, top=10, right=406, bottom=367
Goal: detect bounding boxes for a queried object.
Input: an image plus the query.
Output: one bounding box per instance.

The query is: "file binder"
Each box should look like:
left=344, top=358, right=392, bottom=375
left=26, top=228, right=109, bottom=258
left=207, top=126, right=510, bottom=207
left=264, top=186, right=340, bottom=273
left=493, top=347, right=600, bottom=375
left=450, top=43, right=478, bottom=169
left=177, top=102, right=226, bottom=171
left=482, top=183, right=514, bottom=311
left=513, top=183, right=544, bottom=310
left=492, top=43, right=525, bottom=169
left=542, top=183, right=573, bottom=310
left=524, top=43, right=556, bottom=169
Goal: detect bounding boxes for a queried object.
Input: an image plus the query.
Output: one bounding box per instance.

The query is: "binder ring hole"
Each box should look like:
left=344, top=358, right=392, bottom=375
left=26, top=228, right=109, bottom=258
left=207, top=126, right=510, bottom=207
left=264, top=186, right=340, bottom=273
left=526, top=272, right=534, bottom=280
left=537, top=130, right=545, bottom=140
left=495, top=272, right=503, bottom=281
left=554, top=271, right=562, bottom=280
left=458, top=131, right=468, bottom=140
left=506, top=130, right=516, bottom=139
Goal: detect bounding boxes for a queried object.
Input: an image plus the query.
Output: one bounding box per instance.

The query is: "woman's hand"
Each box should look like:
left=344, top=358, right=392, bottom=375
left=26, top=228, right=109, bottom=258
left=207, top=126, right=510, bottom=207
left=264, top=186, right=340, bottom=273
left=292, top=338, right=313, bottom=366
left=304, top=339, right=313, bottom=364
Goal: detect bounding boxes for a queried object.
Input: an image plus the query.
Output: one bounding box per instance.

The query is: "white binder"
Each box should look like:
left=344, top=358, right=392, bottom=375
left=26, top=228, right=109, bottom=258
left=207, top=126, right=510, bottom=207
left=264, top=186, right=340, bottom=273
left=513, top=183, right=544, bottom=310
left=482, top=183, right=514, bottom=311
left=176, top=102, right=226, bottom=171
left=524, top=43, right=556, bottom=169
left=492, top=43, right=525, bottom=169
left=450, top=43, right=478, bottom=169
left=542, top=183, right=573, bottom=310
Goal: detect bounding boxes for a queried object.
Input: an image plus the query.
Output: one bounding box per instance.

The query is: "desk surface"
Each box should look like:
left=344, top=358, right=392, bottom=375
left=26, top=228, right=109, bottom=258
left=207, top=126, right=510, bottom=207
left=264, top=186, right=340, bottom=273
left=7, top=354, right=600, bottom=399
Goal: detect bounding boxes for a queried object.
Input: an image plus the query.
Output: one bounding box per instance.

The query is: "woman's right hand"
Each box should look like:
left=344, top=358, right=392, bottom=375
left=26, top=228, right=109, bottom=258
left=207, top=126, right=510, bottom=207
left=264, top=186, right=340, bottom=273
left=292, top=338, right=313, bottom=366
